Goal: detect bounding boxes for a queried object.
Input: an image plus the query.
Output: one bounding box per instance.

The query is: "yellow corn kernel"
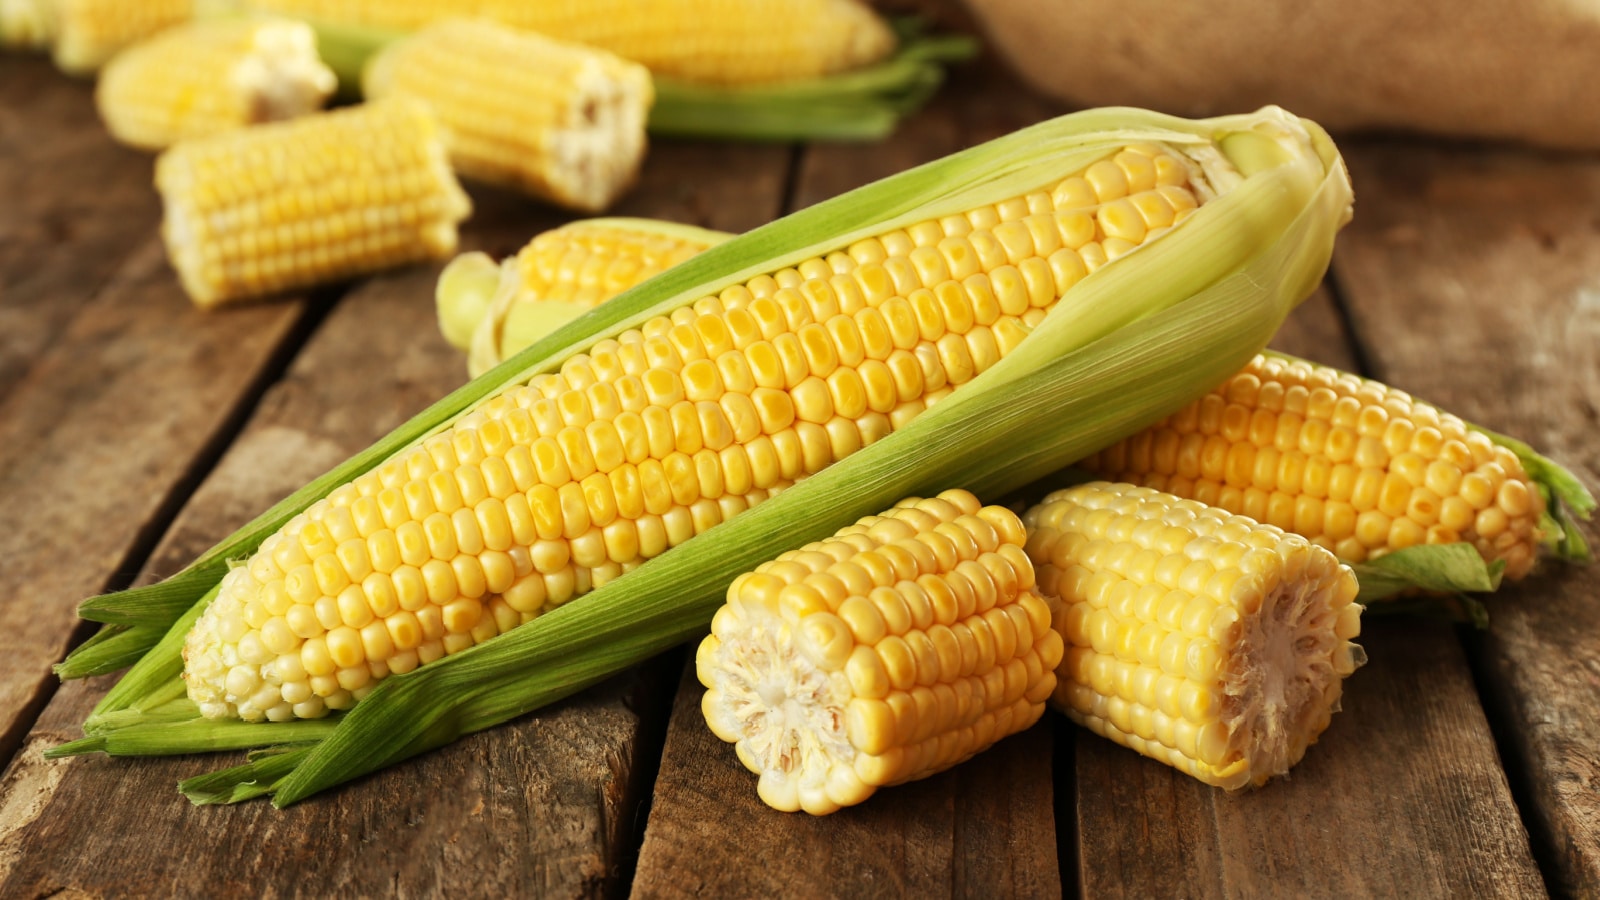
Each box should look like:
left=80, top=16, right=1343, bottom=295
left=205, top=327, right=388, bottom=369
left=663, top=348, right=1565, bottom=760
left=364, top=19, right=653, bottom=213
left=1024, top=481, right=1364, bottom=789
left=156, top=98, right=471, bottom=309
left=95, top=17, right=336, bottom=151
left=697, top=490, right=1063, bottom=815
left=1081, top=354, right=1548, bottom=578
left=52, top=0, right=189, bottom=75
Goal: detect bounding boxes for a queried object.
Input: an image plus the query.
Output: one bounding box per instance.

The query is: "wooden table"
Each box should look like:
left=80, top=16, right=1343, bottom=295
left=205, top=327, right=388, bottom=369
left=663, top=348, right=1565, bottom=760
left=1, top=43, right=1596, bottom=899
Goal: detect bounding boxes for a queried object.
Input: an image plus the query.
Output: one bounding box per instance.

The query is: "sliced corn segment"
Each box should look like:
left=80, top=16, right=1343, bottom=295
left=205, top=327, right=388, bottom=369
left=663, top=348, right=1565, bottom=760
left=156, top=97, right=471, bottom=308
left=440, top=219, right=732, bottom=377
left=363, top=19, right=653, bottom=212
left=1024, top=481, right=1364, bottom=789
left=697, top=489, right=1063, bottom=814
left=1080, top=353, right=1549, bottom=579
left=52, top=0, right=191, bottom=75
left=96, top=17, right=337, bottom=151
left=181, top=139, right=1227, bottom=721
left=0, top=0, right=54, bottom=49
left=245, top=0, right=896, bottom=86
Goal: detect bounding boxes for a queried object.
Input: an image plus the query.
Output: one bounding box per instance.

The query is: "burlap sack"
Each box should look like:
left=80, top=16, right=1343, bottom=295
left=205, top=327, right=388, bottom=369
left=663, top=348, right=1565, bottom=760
left=961, top=0, right=1600, bottom=149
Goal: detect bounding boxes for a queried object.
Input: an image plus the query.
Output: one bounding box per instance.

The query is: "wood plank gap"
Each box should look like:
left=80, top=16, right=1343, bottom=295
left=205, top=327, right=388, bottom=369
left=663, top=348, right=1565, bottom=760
left=1318, top=261, right=1381, bottom=380
left=1051, top=716, right=1081, bottom=899
left=1457, top=624, right=1564, bottom=897
left=606, top=647, right=688, bottom=900
left=776, top=143, right=807, bottom=217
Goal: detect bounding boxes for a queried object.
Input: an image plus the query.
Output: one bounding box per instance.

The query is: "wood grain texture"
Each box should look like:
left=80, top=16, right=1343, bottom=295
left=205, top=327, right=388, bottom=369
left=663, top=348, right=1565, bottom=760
left=1333, top=142, right=1600, bottom=897
left=0, top=56, right=167, bottom=397
left=631, top=665, right=1059, bottom=900
left=0, top=238, right=306, bottom=766
left=0, top=136, right=792, bottom=897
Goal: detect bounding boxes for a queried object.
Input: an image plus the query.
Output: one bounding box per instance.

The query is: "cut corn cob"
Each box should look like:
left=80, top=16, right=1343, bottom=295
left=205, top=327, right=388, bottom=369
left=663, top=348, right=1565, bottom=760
left=1024, top=481, right=1364, bottom=789
left=438, top=219, right=732, bottom=377
left=156, top=97, right=472, bottom=308
left=362, top=19, right=653, bottom=213
left=1080, top=353, right=1550, bottom=580
left=180, top=139, right=1231, bottom=721
left=96, top=17, right=337, bottom=151
left=0, top=0, right=53, bottom=49
left=52, top=0, right=191, bottom=75
left=245, top=0, right=896, bottom=86
left=697, top=489, right=1062, bottom=815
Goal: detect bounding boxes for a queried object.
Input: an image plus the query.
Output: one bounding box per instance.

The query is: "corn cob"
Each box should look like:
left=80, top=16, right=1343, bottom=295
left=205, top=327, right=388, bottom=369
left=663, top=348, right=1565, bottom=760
left=180, top=139, right=1227, bottom=722
left=95, top=17, right=337, bottom=151
left=362, top=19, right=653, bottom=213
left=1024, top=481, right=1363, bottom=789
left=52, top=0, right=191, bottom=75
left=697, top=489, right=1062, bottom=815
left=156, top=97, right=471, bottom=309
left=1080, top=353, right=1551, bottom=580
left=244, top=0, right=896, bottom=86
left=438, top=219, right=732, bottom=377
left=0, top=0, right=53, bottom=49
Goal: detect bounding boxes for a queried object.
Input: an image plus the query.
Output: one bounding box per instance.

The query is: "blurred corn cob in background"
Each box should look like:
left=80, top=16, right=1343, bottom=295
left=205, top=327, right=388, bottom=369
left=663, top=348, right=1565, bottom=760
left=363, top=19, right=653, bottom=213
left=157, top=97, right=470, bottom=308
left=243, top=0, right=897, bottom=86
left=437, top=219, right=731, bottom=377
left=1079, top=353, right=1594, bottom=582
left=52, top=0, right=193, bottom=74
left=1025, top=481, right=1364, bottom=788
left=96, top=17, right=336, bottom=150
left=697, top=490, right=1063, bottom=814
left=0, top=0, right=53, bottom=49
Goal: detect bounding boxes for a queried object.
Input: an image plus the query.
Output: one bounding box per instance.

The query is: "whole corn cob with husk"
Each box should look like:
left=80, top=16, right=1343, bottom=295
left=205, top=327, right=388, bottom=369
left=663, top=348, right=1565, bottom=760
left=52, top=0, right=193, bottom=75
left=437, top=219, right=732, bottom=377
left=362, top=19, right=653, bottom=213
left=0, top=0, right=53, bottom=49
left=156, top=97, right=471, bottom=308
left=243, top=0, right=896, bottom=86
left=96, top=17, right=336, bottom=150
left=1079, top=353, right=1595, bottom=595
left=181, top=137, right=1222, bottom=723
left=698, top=489, right=1062, bottom=814
left=1024, top=481, right=1364, bottom=788
left=54, top=106, right=1353, bottom=807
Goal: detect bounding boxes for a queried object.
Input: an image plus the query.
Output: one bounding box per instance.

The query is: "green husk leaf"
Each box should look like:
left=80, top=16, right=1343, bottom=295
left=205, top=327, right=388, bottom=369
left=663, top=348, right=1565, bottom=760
left=1348, top=543, right=1506, bottom=603
left=180, top=747, right=313, bottom=805
left=53, top=623, right=167, bottom=678
left=68, top=107, right=1351, bottom=803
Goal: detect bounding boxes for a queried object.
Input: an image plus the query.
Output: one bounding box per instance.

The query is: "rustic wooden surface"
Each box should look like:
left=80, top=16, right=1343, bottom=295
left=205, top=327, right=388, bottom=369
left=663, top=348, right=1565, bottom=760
left=1, top=28, right=1597, bottom=899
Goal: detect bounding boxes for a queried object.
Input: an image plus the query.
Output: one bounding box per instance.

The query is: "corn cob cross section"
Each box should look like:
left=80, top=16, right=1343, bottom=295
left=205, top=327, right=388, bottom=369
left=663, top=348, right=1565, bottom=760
left=181, top=138, right=1231, bottom=722
left=697, top=490, right=1063, bottom=815
left=1025, top=481, right=1364, bottom=789
left=364, top=19, right=654, bottom=213
left=52, top=0, right=192, bottom=75
left=96, top=17, right=337, bottom=151
left=156, top=97, right=472, bottom=308
left=244, top=0, right=897, bottom=86
left=1080, top=353, right=1549, bottom=579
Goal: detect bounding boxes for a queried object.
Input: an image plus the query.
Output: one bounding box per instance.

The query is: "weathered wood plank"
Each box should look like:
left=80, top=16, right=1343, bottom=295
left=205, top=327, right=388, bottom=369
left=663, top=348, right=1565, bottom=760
left=0, top=56, right=170, bottom=400
left=1069, top=279, right=1545, bottom=897
left=1332, top=142, right=1600, bottom=897
left=0, top=136, right=791, bottom=897
left=633, top=61, right=1065, bottom=900
left=632, top=665, right=1058, bottom=900
left=0, top=238, right=306, bottom=765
